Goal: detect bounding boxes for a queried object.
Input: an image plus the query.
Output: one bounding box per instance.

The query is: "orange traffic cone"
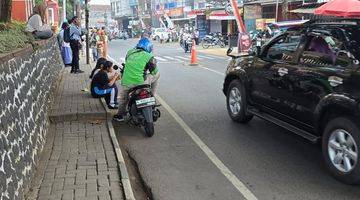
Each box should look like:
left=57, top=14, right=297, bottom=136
left=189, top=39, right=198, bottom=66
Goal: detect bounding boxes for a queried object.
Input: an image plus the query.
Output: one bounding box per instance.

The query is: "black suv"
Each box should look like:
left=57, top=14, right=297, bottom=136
left=223, top=19, right=360, bottom=184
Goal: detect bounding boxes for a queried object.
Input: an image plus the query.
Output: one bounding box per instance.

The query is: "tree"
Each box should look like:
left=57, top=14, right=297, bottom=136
left=0, top=0, right=12, bottom=23
left=58, top=0, right=75, bottom=20
left=35, top=0, right=44, bottom=5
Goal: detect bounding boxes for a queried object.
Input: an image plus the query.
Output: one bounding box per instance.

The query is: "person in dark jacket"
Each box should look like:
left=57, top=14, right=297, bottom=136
left=89, top=57, right=107, bottom=79
left=90, top=61, right=120, bottom=109
left=69, top=16, right=84, bottom=74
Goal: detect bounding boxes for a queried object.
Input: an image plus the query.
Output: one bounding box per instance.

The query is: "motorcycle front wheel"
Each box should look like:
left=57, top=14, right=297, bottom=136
left=144, top=122, right=154, bottom=137
left=202, top=41, right=210, bottom=49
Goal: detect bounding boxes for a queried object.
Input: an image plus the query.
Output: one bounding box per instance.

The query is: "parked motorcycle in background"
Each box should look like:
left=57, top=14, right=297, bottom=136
left=201, top=32, right=226, bottom=48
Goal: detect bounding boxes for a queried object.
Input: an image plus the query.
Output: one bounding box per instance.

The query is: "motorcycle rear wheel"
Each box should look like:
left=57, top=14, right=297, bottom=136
left=144, top=122, right=154, bottom=137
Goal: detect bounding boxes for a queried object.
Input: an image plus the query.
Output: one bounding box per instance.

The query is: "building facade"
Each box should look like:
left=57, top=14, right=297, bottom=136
left=110, top=0, right=132, bottom=30
left=11, top=0, right=34, bottom=22
left=89, top=4, right=112, bottom=28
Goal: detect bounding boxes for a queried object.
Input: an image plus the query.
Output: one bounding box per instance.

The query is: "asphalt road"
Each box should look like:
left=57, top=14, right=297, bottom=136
left=108, top=38, right=360, bottom=200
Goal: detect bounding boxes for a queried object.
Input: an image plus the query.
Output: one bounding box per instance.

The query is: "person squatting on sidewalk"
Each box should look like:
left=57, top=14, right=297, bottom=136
left=113, top=38, right=160, bottom=122
left=69, top=16, right=84, bottom=74
left=90, top=61, right=120, bottom=109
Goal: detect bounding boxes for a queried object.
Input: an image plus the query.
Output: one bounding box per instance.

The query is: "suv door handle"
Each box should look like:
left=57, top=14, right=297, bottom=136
left=278, top=68, right=288, bottom=76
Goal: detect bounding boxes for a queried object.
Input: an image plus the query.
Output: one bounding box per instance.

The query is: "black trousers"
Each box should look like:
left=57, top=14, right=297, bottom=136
left=70, top=40, right=80, bottom=72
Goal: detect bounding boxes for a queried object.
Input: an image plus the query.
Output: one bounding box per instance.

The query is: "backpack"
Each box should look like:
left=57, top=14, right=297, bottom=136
left=63, top=27, right=71, bottom=43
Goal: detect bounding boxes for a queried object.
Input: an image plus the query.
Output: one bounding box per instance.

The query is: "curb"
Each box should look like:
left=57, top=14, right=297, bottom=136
left=49, top=112, right=107, bottom=123
left=100, top=98, right=136, bottom=200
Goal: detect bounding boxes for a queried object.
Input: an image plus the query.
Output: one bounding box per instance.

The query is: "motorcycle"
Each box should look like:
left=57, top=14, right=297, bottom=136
left=180, top=33, right=193, bottom=53
left=201, top=33, right=226, bottom=49
left=114, top=64, right=161, bottom=137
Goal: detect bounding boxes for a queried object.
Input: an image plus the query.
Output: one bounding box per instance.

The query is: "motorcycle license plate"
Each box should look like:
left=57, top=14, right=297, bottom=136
left=136, top=97, right=156, bottom=108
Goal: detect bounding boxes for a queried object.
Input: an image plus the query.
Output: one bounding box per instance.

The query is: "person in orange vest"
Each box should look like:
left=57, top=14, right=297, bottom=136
left=98, top=27, right=108, bottom=58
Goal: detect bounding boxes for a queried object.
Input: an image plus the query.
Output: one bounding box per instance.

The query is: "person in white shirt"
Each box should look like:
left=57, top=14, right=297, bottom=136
left=26, top=3, right=53, bottom=39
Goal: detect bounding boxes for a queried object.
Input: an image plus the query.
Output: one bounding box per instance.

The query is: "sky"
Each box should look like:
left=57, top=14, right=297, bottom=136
left=89, top=0, right=110, bottom=5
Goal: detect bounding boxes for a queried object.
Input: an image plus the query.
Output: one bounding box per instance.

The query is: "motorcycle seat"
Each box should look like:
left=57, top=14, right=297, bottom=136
left=128, top=84, right=151, bottom=94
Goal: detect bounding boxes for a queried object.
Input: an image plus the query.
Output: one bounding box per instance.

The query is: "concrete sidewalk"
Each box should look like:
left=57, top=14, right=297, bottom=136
left=27, top=56, right=130, bottom=200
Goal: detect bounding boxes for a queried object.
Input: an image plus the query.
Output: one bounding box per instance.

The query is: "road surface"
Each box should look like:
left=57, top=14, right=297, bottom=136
left=108, top=38, right=360, bottom=200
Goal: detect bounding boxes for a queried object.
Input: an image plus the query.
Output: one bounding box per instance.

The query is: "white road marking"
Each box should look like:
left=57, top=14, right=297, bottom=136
left=175, top=56, right=189, bottom=60
left=198, top=55, right=215, bottom=60
left=198, top=66, right=224, bottom=76
left=163, top=56, right=182, bottom=62
left=156, top=95, right=258, bottom=200
left=155, top=56, right=167, bottom=61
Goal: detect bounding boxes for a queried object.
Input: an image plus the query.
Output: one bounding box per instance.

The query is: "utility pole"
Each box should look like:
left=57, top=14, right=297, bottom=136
left=85, top=0, right=90, bottom=64
left=63, top=0, right=67, bottom=21
left=282, top=0, right=289, bottom=21
left=275, top=0, right=279, bottom=22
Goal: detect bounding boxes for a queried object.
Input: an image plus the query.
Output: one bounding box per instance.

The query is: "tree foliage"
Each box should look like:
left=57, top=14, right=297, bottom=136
left=58, top=0, right=75, bottom=20
left=35, top=0, right=44, bottom=5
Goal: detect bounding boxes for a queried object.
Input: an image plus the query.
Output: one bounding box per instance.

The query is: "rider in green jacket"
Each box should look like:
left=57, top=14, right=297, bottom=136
left=113, top=38, right=160, bottom=122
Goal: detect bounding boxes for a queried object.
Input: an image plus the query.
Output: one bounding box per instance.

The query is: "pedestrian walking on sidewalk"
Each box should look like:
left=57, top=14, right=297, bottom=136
left=69, top=16, right=84, bottom=74
left=90, top=61, right=120, bottom=109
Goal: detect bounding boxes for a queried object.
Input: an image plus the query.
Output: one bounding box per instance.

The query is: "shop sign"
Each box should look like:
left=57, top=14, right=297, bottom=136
left=187, top=10, right=205, bottom=18
left=169, top=7, right=183, bottom=17
left=244, top=4, right=262, bottom=19
left=155, top=10, right=164, bottom=15
left=184, top=6, right=192, bottom=12
left=255, top=18, right=275, bottom=30
left=256, top=19, right=266, bottom=30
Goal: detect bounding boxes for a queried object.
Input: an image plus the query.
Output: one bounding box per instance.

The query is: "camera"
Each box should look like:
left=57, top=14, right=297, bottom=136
left=113, top=63, right=125, bottom=74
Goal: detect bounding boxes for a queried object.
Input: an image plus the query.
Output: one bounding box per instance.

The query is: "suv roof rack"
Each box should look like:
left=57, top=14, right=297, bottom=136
left=305, top=18, right=360, bottom=26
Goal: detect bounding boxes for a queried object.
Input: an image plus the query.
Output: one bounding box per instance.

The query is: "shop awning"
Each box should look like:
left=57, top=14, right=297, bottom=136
left=171, top=17, right=196, bottom=21
left=315, top=0, right=360, bottom=18
left=187, top=10, right=205, bottom=18
left=209, top=10, right=236, bottom=20
left=290, top=8, right=316, bottom=14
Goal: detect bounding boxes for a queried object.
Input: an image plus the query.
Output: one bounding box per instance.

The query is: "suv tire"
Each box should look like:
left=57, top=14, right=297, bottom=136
left=322, top=116, right=360, bottom=184
left=226, top=80, right=253, bottom=123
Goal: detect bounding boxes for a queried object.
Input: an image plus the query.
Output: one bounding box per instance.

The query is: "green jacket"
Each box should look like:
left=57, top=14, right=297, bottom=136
left=121, top=48, right=158, bottom=87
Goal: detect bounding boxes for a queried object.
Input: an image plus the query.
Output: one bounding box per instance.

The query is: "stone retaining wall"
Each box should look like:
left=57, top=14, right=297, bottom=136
left=0, top=37, right=63, bottom=200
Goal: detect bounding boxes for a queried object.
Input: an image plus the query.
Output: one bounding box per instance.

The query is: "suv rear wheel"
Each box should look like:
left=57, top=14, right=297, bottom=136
left=226, top=80, right=253, bottom=123
left=322, top=117, right=360, bottom=184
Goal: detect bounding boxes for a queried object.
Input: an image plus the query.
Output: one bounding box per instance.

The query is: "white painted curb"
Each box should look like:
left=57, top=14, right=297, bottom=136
left=100, top=98, right=136, bottom=200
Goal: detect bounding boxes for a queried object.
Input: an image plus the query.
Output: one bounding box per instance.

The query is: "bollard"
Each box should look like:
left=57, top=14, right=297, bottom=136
left=189, top=39, right=198, bottom=66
